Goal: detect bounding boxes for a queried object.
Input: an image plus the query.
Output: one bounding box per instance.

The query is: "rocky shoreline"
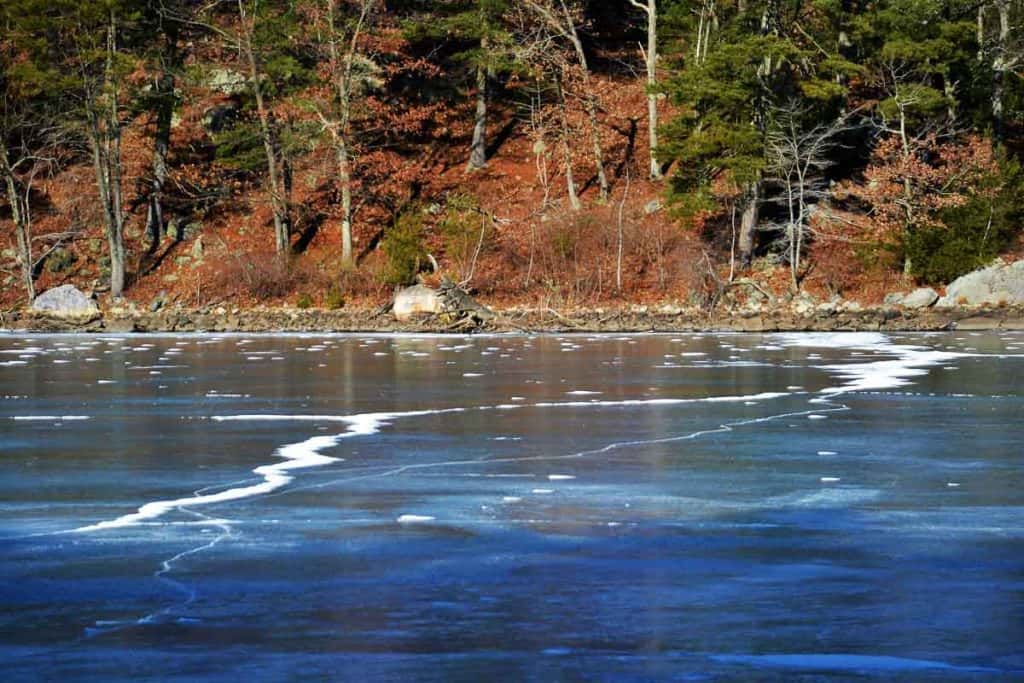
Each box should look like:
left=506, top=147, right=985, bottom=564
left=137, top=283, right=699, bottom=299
left=5, top=302, right=1024, bottom=334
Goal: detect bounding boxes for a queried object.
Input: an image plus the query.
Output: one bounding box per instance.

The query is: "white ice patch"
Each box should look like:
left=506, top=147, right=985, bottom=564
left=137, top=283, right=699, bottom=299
left=548, top=474, right=576, bottom=481
left=397, top=514, right=435, bottom=524
left=774, top=332, right=966, bottom=395
left=12, top=415, right=90, bottom=421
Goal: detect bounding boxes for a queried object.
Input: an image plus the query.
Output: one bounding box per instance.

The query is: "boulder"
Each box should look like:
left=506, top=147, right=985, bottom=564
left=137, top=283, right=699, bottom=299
left=886, top=287, right=939, bottom=309
left=393, top=284, right=442, bottom=321
left=902, top=287, right=939, bottom=308
left=936, top=259, right=1024, bottom=307
left=30, top=285, right=99, bottom=318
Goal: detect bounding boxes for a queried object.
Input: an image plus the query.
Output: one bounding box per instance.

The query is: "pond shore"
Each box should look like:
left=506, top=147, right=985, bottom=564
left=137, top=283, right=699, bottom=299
left=6, top=303, right=1024, bottom=334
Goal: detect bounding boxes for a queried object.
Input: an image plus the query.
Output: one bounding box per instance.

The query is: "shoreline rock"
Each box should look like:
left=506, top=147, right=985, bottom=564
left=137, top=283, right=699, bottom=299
left=936, top=259, right=1024, bottom=308
left=28, top=285, right=100, bottom=319
left=5, top=303, right=1024, bottom=334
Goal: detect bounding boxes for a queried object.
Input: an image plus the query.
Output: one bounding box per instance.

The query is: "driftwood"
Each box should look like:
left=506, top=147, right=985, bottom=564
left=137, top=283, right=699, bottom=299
left=437, top=276, right=494, bottom=325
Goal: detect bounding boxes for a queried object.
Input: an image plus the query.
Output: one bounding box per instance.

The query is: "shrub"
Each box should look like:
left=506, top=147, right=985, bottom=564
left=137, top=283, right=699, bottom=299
left=381, top=209, right=426, bottom=286
left=296, top=292, right=312, bottom=309
left=203, top=252, right=313, bottom=304
left=324, top=286, right=345, bottom=310
left=907, top=156, right=1024, bottom=284
left=439, top=193, right=490, bottom=282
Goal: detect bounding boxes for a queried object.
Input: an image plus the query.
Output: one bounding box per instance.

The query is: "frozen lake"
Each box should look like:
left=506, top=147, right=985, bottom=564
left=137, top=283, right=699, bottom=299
left=1, top=331, right=1022, bottom=681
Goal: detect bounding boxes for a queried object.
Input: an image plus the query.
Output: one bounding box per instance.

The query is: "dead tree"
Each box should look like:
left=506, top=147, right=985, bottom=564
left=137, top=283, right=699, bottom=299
left=765, top=102, right=849, bottom=291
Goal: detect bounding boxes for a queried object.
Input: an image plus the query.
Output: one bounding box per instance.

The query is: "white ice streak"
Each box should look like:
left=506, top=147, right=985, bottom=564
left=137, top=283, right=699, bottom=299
left=12, top=415, right=90, bottom=421
left=74, top=409, right=459, bottom=533
left=532, top=391, right=790, bottom=409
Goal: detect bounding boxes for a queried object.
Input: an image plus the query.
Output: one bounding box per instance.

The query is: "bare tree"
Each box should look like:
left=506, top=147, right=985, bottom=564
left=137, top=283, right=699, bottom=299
left=626, top=0, right=661, bottom=180
left=236, top=0, right=291, bottom=258
left=78, top=9, right=130, bottom=298
left=693, top=0, right=717, bottom=66
left=523, top=0, right=609, bottom=201
left=765, top=103, right=848, bottom=291
left=0, top=140, right=44, bottom=300
left=307, top=0, right=377, bottom=267
left=508, top=8, right=582, bottom=210
left=979, top=0, right=1020, bottom=141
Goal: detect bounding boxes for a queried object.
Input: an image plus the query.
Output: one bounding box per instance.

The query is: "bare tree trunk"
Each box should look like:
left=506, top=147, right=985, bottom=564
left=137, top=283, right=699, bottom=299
left=628, top=0, right=661, bottom=180
left=239, top=0, right=289, bottom=258
left=978, top=5, right=986, bottom=62
left=324, top=0, right=373, bottom=267
left=616, top=169, right=630, bottom=291
left=0, top=145, right=34, bottom=300
left=87, top=11, right=126, bottom=298
left=582, top=87, right=609, bottom=200
left=468, top=37, right=489, bottom=170
left=109, top=89, right=126, bottom=297
left=992, top=0, right=1010, bottom=141
left=894, top=96, right=915, bottom=275
left=556, top=76, right=581, bottom=210
left=337, top=139, right=353, bottom=265
left=531, top=0, right=608, bottom=199
left=565, top=20, right=610, bottom=200
left=738, top=181, right=758, bottom=267
left=146, top=58, right=175, bottom=252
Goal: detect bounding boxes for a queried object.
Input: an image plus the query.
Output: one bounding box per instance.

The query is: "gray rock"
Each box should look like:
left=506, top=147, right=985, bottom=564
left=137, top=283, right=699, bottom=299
left=883, top=292, right=904, bottom=305
left=104, top=318, right=137, bottom=333
left=191, top=236, right=204, bottom=261
left=149, top=291, right=166, bottom=313
left=207, top=69, right=247, bottom=95
left=393, top=284, right=442, bottom=321
left=30, top=284, right=99, bottom=317
left=936, top=259, right=1024, bottom=307
left=644, top=200, right=662, bottom=215
left=791, top=294, right=816, bottom=316
left=900, top=287, right=939, bottom=309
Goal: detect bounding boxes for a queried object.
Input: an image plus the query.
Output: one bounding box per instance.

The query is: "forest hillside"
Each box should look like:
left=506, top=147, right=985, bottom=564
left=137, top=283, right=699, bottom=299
left=2, top=0, right=1023, bottom=312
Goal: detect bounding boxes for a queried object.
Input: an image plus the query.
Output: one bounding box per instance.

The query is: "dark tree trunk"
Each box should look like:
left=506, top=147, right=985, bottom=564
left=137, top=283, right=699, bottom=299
left=146, top=66, right=175, bottom=253
left=468, top=62, right=488, bottom=170
left=738, top=181, right=759, bottom=267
